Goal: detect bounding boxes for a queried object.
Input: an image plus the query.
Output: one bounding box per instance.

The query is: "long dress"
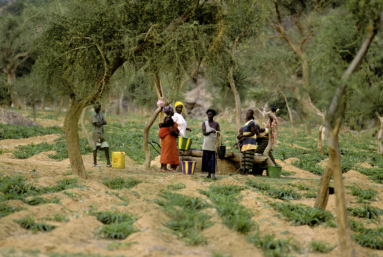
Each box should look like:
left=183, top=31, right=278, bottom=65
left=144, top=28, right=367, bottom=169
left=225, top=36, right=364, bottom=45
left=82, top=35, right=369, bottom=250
left=159, top=118, right=180, bottom=166
left=241, top=120, right=258, bottom=171
left=202, top=121, right=216, bottom=173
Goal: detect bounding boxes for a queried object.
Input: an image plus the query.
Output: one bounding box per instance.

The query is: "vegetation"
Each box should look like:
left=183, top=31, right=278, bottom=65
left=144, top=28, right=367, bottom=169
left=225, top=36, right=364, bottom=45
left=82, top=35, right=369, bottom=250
left=271, top=202, right=335, bottom=227
left=309, top=241, right=335, bottom=253
left=167, top=183, right=186, bottom=190
left=14, top=216, right=57, bottom=233
left=155, top=190, right=212, bottom=245
left=199, top=185, right=256, bottom=234
left=102, top=177, right=142, bottom=190
left=247, top=233, right=300, bottom=257
left=0, top=202, right=24, bottom=218
left=348, top=185, right=377, bottom=202
left=0, top=124, right=63, bottom=140
left=347, top=205, right=383, bottom=220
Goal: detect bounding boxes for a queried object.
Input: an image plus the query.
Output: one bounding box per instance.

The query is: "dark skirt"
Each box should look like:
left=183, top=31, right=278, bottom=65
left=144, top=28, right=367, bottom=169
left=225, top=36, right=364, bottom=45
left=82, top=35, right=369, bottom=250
left=202, top=150, right=216, bottom=173
left=241, top=149, right=255, bottom=171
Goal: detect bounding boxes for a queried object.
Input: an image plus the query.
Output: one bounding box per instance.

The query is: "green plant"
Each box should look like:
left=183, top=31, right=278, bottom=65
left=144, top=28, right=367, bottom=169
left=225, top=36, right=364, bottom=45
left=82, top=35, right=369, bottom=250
left=281, top=170, right=295, bottom=176
left=246, top=180, right=271, bottom=191
left=102, top=177, right=142, bottom=190
left=347, top=205, right=383, bottom=219
left=106, top=241, right=138, bottom=250
left=43, top=213, right=69, bottom=223
left=271, top=202, right=334, bottom=227
left=95, top=222, right=137, bottom=239
left=303, top=192, right=317, bottom=198
left=296, top=184, right=310, bottom=191
left=155, top=190, right=210, bottom=210
left=348, top=185, right=377, bottom=202
left=199, top=185, right=256, bottom=234
left=309, top=240, right=334, bottom=253
left=92, top=211, right=135, bottom=225
left=267, top=188, right=301, bottom=200
left=14, top=216, right=57, bottom=232
left=167, top=183, right=186, bottom=190
left=0, top=202, right=24, bottom=218
left=23, top=196, right=60, bottom=205
left=247, top=233, right=300, bottom=257
left=0, top=124, right=63, bottom=140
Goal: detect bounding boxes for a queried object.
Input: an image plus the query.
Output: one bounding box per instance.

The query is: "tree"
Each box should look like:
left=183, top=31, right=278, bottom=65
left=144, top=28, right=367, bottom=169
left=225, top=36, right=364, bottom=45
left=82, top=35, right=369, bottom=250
left=0, top=1, right=41, bottom=107
left=37, top=0, right=221, bottom=177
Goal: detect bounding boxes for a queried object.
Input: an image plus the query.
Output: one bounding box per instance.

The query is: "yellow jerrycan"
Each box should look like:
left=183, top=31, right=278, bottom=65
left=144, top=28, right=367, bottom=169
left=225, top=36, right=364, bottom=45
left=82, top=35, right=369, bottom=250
left=112, top=152, right=125, bottom=169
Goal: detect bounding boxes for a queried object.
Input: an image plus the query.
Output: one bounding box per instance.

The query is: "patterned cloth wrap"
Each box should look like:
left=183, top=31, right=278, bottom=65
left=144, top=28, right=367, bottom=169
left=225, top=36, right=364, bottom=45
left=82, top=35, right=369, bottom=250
left=266, top=112, right=278, bottom=145
left=163, top=105, right=173, bottom=113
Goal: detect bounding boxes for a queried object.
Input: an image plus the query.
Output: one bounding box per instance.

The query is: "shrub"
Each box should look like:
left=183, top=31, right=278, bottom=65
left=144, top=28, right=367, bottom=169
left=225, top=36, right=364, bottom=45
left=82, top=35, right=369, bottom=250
left=347, top=205, right=383, bottom=219
left=14, top=216, right=57, bottom=232
left=247, top=233, right=300, bottom=257
left=102, top=177, right=142, bottom=190
left=92, top=211, right=135, bottom=225
left=96, top=222, right=137, bottom=239
left=167, top=183, right=186, bottom=190
left=309, top=241, right=334, bottom=253
left=271, top=202, right=334, bottom=227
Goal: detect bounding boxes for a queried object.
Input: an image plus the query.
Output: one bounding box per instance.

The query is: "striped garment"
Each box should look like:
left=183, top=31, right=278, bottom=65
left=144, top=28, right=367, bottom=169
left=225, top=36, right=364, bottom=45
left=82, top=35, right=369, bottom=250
left=241, top=149, right=255, bottom=171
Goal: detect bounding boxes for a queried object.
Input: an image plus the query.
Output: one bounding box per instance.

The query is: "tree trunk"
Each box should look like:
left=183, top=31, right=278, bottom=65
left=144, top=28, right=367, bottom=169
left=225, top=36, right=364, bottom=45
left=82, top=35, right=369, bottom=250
left=314, top=165, right=332, bottom=209
left=318, top=125, right=326, bottom=156
left=80, top=106, right=93, bottom=147
left=119, top=88, right=126, bottom=127
left=32, top=102, right=37, bottom=121
left=63, top=100, right=87, bottom=179
left=7, top=71, right=22, bottom=109
left=56, top=98, right=64, bottom=116
left=229, top=65, right=242, bottom=133
left=41, top=97, right=45, bottom=111
left=278, top=89, right=297, bottom=138
left=154, top=73, right=166, bottom=123
left=143, top=106, right=163, bottom=169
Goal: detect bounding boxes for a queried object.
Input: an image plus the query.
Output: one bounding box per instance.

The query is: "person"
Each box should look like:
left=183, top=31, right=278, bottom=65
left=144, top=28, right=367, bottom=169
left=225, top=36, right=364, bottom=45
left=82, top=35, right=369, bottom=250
left=91, top=102, right=111, bottom=167
left=253, top=106, right=278, bottom=175
left=172, top=101, right=192, bottom=138
left=233, top=127, right=244, bottom=152
left=202, top=109, right=220, bottom=180
left=237, top=109, right=261, bottom=176
left=159, top=106, right=180, bottom=172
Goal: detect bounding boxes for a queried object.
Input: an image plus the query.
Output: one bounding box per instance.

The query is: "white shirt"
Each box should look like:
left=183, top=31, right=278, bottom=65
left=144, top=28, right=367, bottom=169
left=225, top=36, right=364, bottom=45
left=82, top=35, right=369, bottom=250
left=172, top=112, right=187, bottom=138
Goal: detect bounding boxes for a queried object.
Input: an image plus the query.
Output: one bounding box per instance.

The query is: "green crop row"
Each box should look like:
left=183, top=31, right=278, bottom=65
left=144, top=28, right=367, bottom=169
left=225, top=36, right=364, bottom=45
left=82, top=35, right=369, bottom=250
left=0, top=124, right=63, bottom=140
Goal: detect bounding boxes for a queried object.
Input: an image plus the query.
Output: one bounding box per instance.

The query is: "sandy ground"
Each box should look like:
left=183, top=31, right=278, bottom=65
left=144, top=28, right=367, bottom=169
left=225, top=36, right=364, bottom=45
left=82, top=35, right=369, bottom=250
left=1, top=136, right=383, bottom=257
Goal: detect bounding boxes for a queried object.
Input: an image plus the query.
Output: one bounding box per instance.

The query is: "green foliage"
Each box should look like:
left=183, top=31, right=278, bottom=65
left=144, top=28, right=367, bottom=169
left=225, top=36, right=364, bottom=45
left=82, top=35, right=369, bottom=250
left=106, top=241, right=138, bottom=251
left=23, top=196, right=60, bottom=206
left=43, top=213, right=69, bottom=223
left=350, top=219, right=383, bottom=249
left=0, top=175, right=79, bottom=201
left=0, top=124, right=63, bottom=140
left=13, top=138, right=92, bottom=160
left=347, top=205, right=383, bottom=219
left=348, top=185, right=377, bottom=202
left=102, top=177, right=142, bottom=190
left=199, top=185, right=256, bottom=234
left=14, top=216, right=57, bottom=233
left=247, top=233, right=300, bottom=257
left=303, top=192, right=317, bottom=198
left=155, top=190, right=211, bottom=245
left=92, top=211, right=135, bottom=225
left=281, top=170, right=295, bottom=176
left=271, top=202, right=335, bottom=227
left=309, top=241, right=334, bottom=253
left=95, top=222, right=137, bottom=240
left=0, top=202, right=24, bottom=218
left=167, top=183, right=186, bottom=190
left=246, top=180, right=300, bottom=200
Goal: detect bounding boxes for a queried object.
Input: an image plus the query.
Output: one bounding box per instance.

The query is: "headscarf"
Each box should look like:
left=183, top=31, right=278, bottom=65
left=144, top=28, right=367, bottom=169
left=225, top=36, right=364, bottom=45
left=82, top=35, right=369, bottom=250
left=174, top=101, right=184, bottom=113
left=163, top=106, right=173, bottom=116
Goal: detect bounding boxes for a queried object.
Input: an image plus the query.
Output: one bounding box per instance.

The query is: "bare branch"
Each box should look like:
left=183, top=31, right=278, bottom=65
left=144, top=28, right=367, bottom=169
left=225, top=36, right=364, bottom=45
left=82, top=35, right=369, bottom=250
left=12, top=54, right=29, bottom=73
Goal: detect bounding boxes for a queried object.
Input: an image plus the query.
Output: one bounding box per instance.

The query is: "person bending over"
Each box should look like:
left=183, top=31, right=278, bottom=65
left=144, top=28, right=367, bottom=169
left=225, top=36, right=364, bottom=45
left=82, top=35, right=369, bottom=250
left=91, top=102, right=111, bottom=167
left=202, top=109, right=220, bottom=180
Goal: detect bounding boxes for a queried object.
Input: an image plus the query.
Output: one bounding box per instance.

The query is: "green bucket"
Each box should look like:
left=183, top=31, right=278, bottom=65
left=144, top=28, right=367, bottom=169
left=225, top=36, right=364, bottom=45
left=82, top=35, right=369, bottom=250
left=268, top=166, right=282, bottom=178
left=178, top=137, right=192, bottom=151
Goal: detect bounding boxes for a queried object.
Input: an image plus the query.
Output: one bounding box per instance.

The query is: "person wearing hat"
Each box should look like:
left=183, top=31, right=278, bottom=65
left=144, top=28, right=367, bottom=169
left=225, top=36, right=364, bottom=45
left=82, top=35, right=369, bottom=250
left=172, top=101, right=192, bottom=138
left=91, top=102, right=111, bottom=167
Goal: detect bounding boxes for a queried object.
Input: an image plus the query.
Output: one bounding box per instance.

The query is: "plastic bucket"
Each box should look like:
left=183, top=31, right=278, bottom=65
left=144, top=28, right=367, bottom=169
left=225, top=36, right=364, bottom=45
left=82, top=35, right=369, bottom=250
left=178, top=137, right=192, bottom=151
left=112, top=152, right=125, bottom=169
left=267, top=166, right=282, bottom=178
left=182, top=161, right=196, bottom=175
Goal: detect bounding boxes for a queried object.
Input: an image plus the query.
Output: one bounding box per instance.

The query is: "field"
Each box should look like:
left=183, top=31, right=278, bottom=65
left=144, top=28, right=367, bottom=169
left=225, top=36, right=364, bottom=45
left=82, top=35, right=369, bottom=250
left=1, top=109, right=383, bottom=257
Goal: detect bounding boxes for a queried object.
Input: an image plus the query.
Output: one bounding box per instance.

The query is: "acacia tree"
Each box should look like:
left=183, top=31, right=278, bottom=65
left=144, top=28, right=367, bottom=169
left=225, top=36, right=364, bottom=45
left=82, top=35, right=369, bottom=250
left=0, top=1, right=41, bottom=108
left=37, top=0, right=221, bottom=177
